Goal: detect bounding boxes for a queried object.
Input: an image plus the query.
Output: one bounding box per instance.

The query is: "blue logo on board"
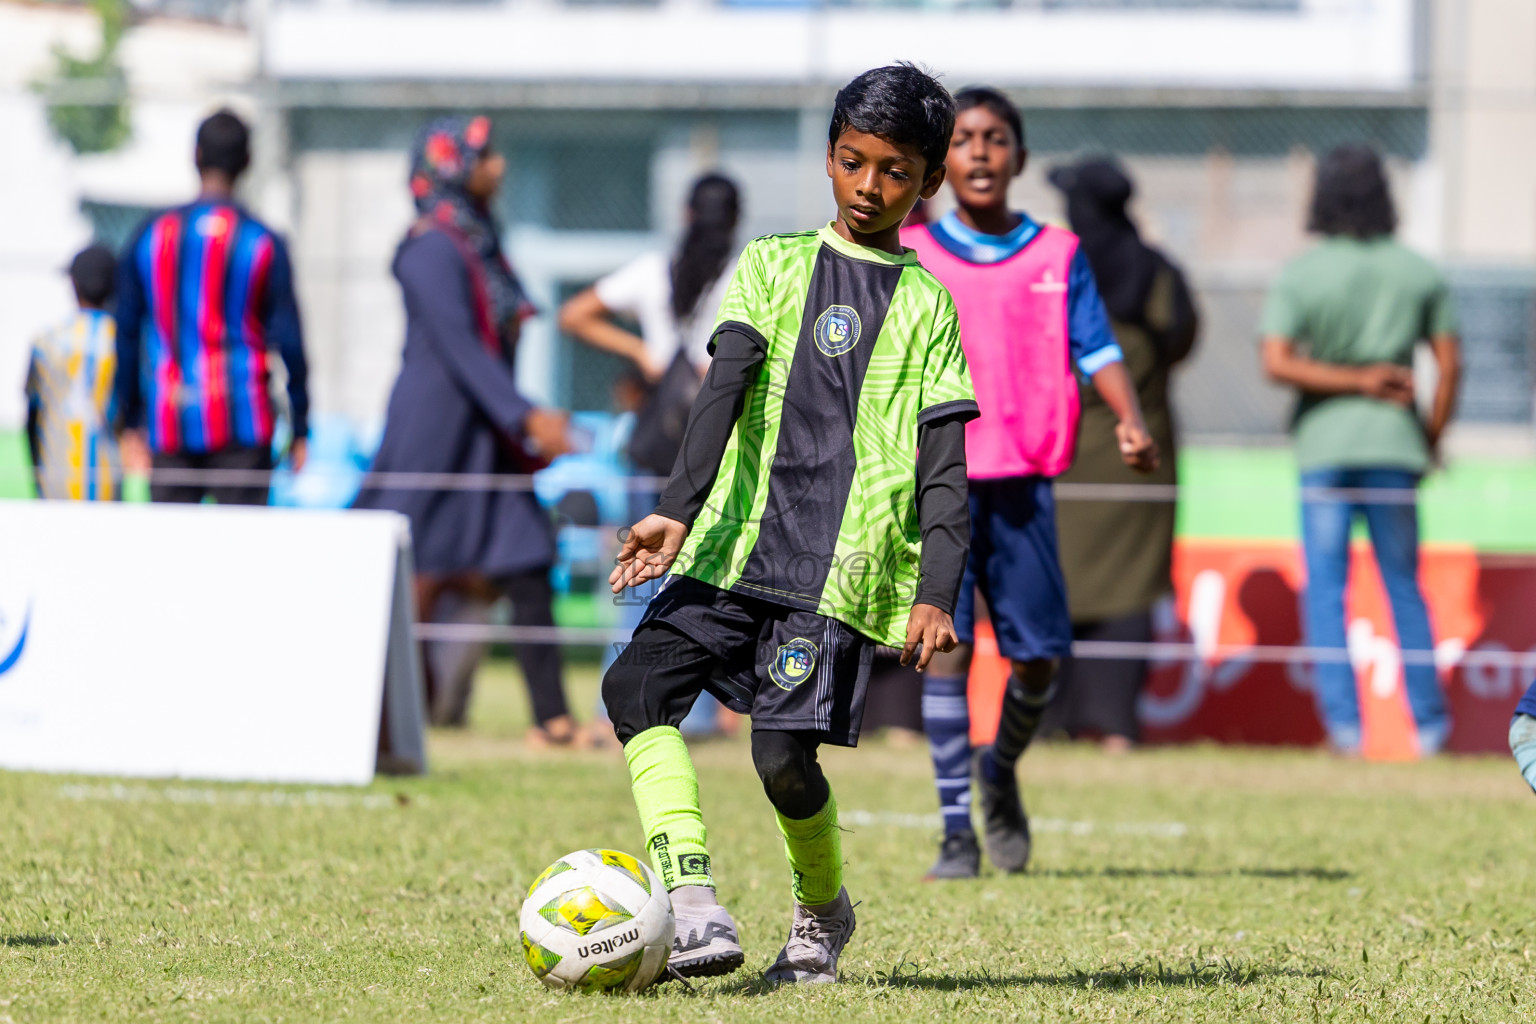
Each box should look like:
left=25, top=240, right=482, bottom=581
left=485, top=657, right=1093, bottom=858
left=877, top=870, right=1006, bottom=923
left=0, top=601, right=29, bottom=677
left=769, top=637, right=819, bottom=691
left=814, top=305, right=861, bottom=357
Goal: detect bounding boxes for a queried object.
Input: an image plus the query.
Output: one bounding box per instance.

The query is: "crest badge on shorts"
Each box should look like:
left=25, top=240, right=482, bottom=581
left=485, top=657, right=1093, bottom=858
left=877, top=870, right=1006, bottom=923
left=813, top=305, right=861, bottom=357
left=769, top=637, right=819, bottom=691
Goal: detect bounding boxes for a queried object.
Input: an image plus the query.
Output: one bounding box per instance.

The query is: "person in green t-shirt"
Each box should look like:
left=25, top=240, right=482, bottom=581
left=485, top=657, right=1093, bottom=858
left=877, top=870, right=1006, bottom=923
left=596, top=64, right=977, bottom=985
left=1259, top=144, right=1461, bottom=756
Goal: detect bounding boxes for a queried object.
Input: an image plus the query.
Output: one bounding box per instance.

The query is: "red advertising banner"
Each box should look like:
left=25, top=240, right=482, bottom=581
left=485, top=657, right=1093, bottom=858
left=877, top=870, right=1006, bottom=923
left=969, top=541, right=1536, bottom=758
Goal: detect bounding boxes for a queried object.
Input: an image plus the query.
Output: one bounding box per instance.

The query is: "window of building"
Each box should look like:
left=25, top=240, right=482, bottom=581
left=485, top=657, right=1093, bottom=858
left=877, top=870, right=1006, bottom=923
left=80, top=200, right=157, bottom=251
left=552, top=280, right=640, bottom=412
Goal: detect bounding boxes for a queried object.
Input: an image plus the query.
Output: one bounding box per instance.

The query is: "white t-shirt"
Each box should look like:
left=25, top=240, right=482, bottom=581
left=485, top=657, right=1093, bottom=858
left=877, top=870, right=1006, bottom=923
left=592, top=250, right=735, bottom=369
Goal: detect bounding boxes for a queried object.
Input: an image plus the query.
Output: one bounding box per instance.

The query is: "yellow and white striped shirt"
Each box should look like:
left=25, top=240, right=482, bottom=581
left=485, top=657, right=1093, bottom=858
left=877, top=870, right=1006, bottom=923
left=25, top=309, right=122, bottom=500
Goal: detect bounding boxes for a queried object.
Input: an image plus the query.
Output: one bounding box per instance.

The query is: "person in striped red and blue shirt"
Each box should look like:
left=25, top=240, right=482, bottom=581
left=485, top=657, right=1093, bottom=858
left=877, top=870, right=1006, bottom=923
left=114, top=109, right=310, bottom=505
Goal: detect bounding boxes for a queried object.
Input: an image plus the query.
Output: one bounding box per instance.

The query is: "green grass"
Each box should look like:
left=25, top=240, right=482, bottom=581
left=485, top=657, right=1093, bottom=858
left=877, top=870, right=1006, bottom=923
left=2, top=661, right=1534, bottom=1022
left=1174, top=446, right=1536, bottom=551
left=1, top=429, right=32, bottom=500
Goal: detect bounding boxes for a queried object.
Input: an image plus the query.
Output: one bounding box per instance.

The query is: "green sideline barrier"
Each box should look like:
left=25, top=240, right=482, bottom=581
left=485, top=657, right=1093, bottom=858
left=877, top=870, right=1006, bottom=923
left=1172, top=445, right=1536, bottom=552
left=2, top=429, right=32, bottom=501
left=4, top=430, right=1532, bottom=551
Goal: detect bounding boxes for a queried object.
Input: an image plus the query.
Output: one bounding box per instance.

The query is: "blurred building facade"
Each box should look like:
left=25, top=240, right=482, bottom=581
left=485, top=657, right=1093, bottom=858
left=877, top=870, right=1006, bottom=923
left=0, top=0, right=255, bottom=430
left=1, top=0, right=1532, bottom=449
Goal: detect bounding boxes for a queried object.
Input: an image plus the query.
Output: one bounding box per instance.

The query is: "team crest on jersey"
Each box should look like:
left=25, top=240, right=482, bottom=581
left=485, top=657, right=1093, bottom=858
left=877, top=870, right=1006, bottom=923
left=1029, top=269, right=1067, bottom=294
left=813, top=305, right=861, bottom=357
left=769, top=637, right=819, bottom=691
left=194, top=212, right=231, bottom=239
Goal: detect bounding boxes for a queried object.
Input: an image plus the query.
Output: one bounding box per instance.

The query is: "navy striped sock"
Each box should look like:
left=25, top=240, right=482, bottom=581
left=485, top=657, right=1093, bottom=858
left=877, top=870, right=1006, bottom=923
left=992, top=677, right=1058, bottom=773
left=922, top=673, right=972, bottom=837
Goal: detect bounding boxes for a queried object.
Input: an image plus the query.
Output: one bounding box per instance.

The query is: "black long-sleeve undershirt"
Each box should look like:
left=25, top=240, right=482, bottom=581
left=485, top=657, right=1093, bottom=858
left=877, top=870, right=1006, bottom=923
left=913, top=414, right=970, bottom=614
left=653, top=328, right=765, bottom=526
left=654, top=327, right=971, bottom=616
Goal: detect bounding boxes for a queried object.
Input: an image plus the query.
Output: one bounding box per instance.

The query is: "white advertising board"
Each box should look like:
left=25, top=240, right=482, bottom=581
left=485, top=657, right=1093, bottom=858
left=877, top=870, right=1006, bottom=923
left=0, top=500, right=424, bottom=786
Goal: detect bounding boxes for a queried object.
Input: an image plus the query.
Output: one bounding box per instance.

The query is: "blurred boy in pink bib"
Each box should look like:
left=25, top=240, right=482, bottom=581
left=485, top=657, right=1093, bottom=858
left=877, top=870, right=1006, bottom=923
left=901, top=87, right=1158, bottom=880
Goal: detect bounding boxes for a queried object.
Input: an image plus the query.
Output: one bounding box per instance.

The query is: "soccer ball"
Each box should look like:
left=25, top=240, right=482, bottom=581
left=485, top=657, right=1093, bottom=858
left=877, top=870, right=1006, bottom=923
left=519, top=848, right=674, bottom=993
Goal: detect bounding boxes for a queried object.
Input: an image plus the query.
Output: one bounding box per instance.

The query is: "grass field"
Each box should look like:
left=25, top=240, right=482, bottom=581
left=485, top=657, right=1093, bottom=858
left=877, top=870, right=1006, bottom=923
left=3, top=661, right=1534, bottom=1023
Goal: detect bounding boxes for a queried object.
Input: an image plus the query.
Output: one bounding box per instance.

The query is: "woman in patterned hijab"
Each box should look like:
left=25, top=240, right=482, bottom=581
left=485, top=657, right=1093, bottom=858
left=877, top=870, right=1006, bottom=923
left=358, top=114, right=582, bottom=747
left=408, top=115, right=533, bottom=335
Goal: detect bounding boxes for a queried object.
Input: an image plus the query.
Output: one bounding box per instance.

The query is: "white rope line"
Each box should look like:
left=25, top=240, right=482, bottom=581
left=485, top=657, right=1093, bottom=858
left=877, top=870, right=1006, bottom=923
left=12, top=466, right=669, bottom=493
left=414, top=623, right=624, bottom=644
left=840, top=808, right=1190, bottom=837
left=412, top=623, right=1536, bottom=669
left=9, top=465, right=1533, bottom=506
left=57, top=782, right=411, bottom=810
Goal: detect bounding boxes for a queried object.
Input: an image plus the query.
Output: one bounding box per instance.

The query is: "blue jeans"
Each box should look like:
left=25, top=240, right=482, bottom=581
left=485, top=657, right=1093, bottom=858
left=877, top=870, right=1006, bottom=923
left=1299, top=467, right=1450, bottom=753
left=598, top=479, right=720, bottom=736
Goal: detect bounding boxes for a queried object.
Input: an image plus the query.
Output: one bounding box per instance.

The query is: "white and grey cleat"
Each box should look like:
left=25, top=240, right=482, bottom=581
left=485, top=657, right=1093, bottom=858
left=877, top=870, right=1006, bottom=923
left=668, top=887, right=745, bottom=978
left=763, top=887, right=857, bottom=985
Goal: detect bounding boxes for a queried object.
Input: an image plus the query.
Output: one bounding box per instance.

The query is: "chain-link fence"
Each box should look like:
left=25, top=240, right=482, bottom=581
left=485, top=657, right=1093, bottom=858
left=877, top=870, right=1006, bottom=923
left=271, top=99, right=1533, bottom=440
left=1168, top=270, right=1536, bottom=440
left=7, top=94, right=1530, bottom=442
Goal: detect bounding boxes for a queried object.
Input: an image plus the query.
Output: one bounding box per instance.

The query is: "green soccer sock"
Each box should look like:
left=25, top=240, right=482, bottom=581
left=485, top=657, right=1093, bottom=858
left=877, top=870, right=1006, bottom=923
left=624, top=726, right=715, bottom=891
left=776, top=791, right=842, bottom=906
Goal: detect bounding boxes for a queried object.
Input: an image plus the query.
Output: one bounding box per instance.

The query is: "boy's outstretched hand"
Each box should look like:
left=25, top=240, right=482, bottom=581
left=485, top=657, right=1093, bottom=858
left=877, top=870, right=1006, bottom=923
left=609, top=513, right=689, bottom=593
left=902, top=603, right=958, bottom=672
left=1115, top=419, right=1160, bottom=473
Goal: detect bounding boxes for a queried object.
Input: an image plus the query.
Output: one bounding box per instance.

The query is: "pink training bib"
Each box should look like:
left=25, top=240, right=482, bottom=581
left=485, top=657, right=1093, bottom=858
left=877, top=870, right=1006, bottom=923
left=903, top=222, right=1082, bottom=479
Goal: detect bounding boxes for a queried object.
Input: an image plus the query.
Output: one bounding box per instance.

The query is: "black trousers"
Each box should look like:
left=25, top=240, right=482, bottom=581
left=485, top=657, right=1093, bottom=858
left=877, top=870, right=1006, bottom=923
left=150, top=446, right=273, bottom=506
left=500, top=571, right=568, bottom=727
left=1042, top=610, right=1153, bottom=741
left=604, top=625, right=829, bottom=820
left=418, top=570, right=568, bottom=728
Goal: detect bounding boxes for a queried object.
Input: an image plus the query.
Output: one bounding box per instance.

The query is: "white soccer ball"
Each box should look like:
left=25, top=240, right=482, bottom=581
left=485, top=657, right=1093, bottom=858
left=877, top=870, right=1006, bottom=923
left=519, top=848, right=675, bottom=993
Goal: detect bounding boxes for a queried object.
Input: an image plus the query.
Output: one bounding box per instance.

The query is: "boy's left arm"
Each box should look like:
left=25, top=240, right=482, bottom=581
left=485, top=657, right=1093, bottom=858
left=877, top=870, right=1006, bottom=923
left=1092, top=363, right=1157, bottom=472
left=1069, top=251, right=1158, bottom=473
left=610, top=328, right=766, bottom=593
left=904, top=413, right=970, bottom=671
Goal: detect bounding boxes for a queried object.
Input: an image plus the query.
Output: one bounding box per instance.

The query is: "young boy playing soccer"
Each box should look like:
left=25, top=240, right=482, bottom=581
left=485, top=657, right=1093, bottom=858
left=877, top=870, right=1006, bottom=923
left=603, top=64, right=977, bottom=983
left=901, top=88, right=1158, bottom=880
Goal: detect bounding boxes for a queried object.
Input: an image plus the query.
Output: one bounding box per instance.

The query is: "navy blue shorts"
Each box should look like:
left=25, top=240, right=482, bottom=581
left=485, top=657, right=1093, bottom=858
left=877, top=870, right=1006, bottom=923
left=1516, top=676, right=1536, bottom=720
left=954, top=475, right=1073, bottom=662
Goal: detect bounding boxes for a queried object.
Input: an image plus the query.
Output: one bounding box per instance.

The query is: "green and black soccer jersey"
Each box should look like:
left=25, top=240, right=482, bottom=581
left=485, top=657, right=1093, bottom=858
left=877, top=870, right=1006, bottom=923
left=669, top=223, right=978, bottom=648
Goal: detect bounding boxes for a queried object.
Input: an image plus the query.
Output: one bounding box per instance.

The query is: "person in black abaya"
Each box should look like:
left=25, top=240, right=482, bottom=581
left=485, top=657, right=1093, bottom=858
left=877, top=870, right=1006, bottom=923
left=1044, top=158, right=1199, bottom=751
left=355, top=116, right=586, bottom=746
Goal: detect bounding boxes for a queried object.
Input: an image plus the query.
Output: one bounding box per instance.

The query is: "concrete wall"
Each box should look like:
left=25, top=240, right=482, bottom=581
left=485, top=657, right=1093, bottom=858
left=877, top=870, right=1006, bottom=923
left=267, top=0, right=1418, bottom=92
left=1434, top=0, right=1536, bottom=263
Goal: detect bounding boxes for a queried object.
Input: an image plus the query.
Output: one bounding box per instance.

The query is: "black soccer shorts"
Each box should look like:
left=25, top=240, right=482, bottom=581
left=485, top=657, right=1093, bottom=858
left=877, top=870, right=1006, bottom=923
left=603, top=576, right=874, bottom=747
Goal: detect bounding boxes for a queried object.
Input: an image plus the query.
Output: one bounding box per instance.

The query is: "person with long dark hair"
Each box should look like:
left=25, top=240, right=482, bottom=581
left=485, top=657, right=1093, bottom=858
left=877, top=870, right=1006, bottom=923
left=1260, top=144, right=1461, bottom=756
left=1044, top=157, right=1199, bottom=752
left=559, top=174, right=742, bottom=382
left=354, top=116, right=584, bottom=747
left=559, top=173, right=744, bottom=738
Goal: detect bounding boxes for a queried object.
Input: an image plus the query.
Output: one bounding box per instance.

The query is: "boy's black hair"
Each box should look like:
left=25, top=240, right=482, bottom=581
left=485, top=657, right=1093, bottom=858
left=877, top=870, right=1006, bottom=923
left=828, top=63, right=955, bottom=177
left=954, top=86, right=1025, bottom=150
left=1307, top=144, right=1396, bottom=239
left=196, top=109, right=252, bottom=180
left=69, top=244, right=116, bottom=307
